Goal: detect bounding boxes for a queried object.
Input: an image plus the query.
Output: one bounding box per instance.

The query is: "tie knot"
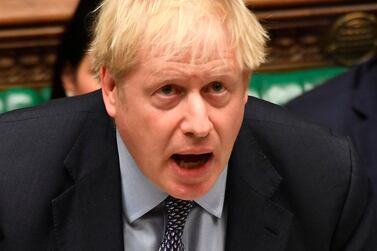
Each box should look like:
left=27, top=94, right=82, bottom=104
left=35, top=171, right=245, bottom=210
left=165, top=196, right=194, bottom=232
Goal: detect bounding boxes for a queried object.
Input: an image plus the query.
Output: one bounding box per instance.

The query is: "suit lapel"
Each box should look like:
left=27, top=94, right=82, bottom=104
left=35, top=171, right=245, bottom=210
left=352, top=120, right=377, bottom=196
left=51, top=107, right=124, bottom=250
left=225, top=122, right=293, bottom=251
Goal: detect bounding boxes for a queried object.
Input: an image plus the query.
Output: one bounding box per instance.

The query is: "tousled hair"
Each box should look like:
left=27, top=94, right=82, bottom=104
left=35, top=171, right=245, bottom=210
left=90, top=0, right=268, bottom=82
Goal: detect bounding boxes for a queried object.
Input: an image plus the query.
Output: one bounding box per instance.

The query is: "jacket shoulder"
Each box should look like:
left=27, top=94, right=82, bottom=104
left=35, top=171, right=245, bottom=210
left=243, top=97, right=376, bottom=250
left=244, top=97, right=351, bottom=171
left=0, top=90, right=107, bottom=176
left=286, top=57, right=377, bottom=121
left=0, top=90, right=104, bottom=122
left=246, top=96, right=327, bottom=132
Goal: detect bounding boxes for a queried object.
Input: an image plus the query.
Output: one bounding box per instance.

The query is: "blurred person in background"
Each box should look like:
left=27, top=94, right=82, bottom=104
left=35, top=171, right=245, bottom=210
left=51, top=0, right=101, bottom=98
left=287, top=56, right=377, bottom=196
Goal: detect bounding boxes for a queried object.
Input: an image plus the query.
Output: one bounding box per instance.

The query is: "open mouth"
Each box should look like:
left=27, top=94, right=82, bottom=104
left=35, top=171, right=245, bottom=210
left=172, top=153, right=213, bottom=169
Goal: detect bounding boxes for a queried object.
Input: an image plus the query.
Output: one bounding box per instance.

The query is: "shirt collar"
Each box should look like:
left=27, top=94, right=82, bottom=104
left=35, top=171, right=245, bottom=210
left=116, top=130, right=227, bottom=223
left=195, top=166, right=227, bottom=219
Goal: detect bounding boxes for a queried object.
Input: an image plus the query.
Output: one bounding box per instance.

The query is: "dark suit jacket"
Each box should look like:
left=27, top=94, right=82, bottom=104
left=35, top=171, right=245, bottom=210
left=287, top=57, right=377, bottom=196
left=0, top=90, right=376, bottom=250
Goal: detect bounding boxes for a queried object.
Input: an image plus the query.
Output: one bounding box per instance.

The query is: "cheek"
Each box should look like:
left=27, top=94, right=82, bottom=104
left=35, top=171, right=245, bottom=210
left=117, top=104, right=178, bottom=155
left=76, top=69, right=100, bottom=94
left=143, top=112, right=182, bottom=153
left=75, top=56, right=100, bottom=94
left=76, top=74, right=100, bottom=95
left=213, top=101, right=244, bottom=145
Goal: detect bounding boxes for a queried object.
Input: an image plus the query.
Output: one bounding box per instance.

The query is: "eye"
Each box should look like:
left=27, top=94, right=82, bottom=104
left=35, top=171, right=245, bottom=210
left=157, top=84, right=178, bottom=96
left=206, top=81, right=225, bottom=93
left=152, top=84, right=182, bottom=109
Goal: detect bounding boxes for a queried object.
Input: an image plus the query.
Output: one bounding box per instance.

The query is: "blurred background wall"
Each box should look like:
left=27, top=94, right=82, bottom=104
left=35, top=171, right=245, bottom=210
left=0, top=0, right=376, bottom=112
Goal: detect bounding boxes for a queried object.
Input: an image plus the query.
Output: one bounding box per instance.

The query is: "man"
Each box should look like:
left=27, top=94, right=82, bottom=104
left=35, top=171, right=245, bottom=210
left=0, top=0, right=376, bottom=250
left=287, top=56, right=377, bottom=197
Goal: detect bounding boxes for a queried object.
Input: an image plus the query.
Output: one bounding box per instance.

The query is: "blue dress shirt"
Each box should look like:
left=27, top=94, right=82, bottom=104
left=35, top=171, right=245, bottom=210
left=116, top=130, right=227, bottom=251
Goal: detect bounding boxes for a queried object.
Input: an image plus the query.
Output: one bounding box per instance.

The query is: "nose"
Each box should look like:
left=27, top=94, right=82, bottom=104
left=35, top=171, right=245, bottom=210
left=180, top=94, right=213, bottom=138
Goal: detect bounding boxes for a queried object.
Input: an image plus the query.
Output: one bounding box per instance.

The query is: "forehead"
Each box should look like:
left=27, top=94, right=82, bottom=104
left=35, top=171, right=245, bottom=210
left=135, top=46, right=240, bottom=79
left=139, top=42, right=236, bottom=64
left=137, top=33, right=240, bottom=76
left=121, top=53, right=241, bottom=90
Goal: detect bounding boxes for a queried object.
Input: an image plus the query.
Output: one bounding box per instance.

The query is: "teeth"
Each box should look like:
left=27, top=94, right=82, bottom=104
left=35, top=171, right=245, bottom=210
left=178, top=159, right=206, bottom=168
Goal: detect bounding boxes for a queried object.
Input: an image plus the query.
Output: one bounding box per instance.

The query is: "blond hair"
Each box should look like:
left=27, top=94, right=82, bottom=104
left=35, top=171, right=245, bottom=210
left=90, top=0, right=268, bottom=81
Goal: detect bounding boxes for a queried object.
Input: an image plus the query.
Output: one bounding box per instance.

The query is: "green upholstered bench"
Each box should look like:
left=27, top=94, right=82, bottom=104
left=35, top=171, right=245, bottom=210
left=0, top=67, right=347, bottom=114
left=0, top=92, right=4, bottom=113
left=0, top=87, right=51, bottom=113
left=249, top=67, right=347, bottom=105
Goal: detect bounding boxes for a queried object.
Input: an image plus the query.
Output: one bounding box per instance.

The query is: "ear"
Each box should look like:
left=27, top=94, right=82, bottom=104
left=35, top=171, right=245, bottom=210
left=61, top=65, right=76, bottom=97
left=100, top=66, right=117, bottom=118
left=242, top=71, right=251, bottom=104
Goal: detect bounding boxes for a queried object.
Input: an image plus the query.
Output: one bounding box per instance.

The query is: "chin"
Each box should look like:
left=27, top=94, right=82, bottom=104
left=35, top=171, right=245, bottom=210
left=167, top=180, right=214, bottom=200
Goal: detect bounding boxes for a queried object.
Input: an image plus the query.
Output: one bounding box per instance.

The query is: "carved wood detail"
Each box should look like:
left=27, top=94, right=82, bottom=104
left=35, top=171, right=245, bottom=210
left=255, top=3, right=377, bottom=71
left=0, top=24, right=63, bottom=89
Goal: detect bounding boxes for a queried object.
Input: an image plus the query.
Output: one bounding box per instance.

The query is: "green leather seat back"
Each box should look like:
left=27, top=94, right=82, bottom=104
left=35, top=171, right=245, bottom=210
left=0, top=92, right=5, bottom=113
left=249, top=67, right=347, bottom=105
left=39, top=87, right=52, bottom=102
left=2, top=88, right=42, bottom=112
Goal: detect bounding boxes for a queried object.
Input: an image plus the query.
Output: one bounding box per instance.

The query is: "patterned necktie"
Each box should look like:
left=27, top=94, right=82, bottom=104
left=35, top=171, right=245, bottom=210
left=159, top=196, right=194, bottom=251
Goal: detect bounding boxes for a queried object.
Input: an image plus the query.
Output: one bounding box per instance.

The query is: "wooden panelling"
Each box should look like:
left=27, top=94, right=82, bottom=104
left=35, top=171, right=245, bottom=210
left=254, top=2, right=377, bottom=71
left=0, top=0, right=78, bottom=25
left=0, top=0, right=78, bottom=89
